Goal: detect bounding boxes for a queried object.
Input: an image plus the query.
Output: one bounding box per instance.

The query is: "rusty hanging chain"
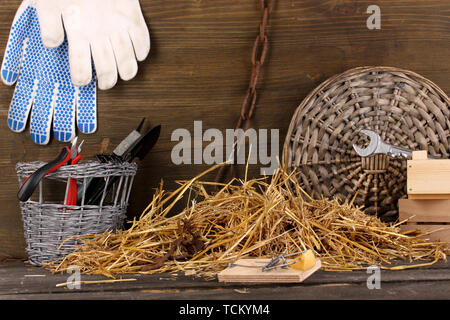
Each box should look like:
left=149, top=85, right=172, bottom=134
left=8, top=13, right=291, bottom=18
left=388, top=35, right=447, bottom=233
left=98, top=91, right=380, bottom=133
left=236, top=0, right=275, bottom=131
left=216, top=0, right=276, bottom=183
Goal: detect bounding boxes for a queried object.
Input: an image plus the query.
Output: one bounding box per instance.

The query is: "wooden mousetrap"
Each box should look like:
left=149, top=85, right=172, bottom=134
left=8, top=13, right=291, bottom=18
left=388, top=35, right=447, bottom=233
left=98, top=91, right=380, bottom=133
left=218, top=250, right=321, bottom=283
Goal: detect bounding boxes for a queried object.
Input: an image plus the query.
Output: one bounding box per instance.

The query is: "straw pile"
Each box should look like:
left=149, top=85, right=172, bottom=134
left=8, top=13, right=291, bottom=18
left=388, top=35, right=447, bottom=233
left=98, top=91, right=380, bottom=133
left=45, top=164, right=448, bottom=279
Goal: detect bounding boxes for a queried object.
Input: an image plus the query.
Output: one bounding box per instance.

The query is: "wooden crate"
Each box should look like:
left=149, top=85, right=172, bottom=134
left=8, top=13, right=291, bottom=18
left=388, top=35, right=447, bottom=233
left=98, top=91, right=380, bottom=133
left=398, top=199, right=450, bottom=246
left=407, top=151, right=450, bottom=199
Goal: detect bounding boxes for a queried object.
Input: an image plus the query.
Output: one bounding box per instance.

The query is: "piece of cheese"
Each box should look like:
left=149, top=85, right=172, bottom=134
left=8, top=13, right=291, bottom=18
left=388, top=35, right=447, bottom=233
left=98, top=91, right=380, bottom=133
left=290, top=250, right=316, bottom=271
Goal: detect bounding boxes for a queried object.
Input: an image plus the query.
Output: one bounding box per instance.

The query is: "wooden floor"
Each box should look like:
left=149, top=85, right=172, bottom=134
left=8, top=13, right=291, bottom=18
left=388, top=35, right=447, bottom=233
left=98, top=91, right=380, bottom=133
left=1, top=260, right=449, bottom=300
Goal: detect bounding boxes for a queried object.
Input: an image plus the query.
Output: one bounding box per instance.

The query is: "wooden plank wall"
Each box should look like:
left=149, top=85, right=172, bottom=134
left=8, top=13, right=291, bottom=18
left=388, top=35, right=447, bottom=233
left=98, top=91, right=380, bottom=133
left=0, top=0, right=449, bottom=258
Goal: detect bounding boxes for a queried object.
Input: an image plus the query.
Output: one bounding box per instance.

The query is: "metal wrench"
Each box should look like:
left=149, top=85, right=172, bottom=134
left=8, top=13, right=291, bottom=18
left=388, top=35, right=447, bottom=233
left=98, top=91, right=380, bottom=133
left=353, top=129, right=414, bottom=159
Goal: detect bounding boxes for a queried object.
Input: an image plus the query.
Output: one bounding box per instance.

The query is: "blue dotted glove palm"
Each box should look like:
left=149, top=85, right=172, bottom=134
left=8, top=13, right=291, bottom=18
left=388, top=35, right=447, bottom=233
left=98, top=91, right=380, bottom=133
left=1, top=0, right=97, bottom=145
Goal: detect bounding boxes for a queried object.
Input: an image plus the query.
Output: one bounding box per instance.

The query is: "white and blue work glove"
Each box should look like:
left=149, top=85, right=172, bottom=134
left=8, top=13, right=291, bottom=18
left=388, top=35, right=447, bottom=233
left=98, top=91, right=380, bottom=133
left=36, top=0, right=150, bottom=90
left=1, top=0, right=97, bottom=145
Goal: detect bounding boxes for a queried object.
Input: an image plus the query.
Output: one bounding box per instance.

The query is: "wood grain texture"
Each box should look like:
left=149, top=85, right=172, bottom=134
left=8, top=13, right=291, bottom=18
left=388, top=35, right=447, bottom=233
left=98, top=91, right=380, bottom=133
left=407, top=159, right=450, bottom=194
left=399, top=199, right=450, bottom=222
left=400, top=224, right=450, bottom=245
left=399, top=199, right=450, bottom=246
left=217, top=258, right=321, bottom=283
left=1, top=260, right=450, bottom=300
left=408, top=194, right=450, bottom=199
left=0, top=0, right=450, bottom=258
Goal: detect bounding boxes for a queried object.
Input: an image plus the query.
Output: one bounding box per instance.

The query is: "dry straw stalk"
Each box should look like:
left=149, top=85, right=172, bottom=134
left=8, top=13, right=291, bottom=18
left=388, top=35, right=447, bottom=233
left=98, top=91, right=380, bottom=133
left=45, top=164, right=448, bottom=279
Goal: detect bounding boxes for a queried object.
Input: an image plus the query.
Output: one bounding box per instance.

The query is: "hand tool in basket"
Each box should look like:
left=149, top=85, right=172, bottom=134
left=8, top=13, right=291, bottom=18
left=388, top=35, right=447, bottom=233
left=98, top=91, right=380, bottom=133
left=111, top=118, right=146, bottom=158
left=64, top=137, right=84, bottom=207
left=84, top=124, right=161, bottom=205
left=78, top=118, right=148, bottom=204
left=353, top=129, right=437, bottom=159
left=17, top=146, right=72, bottom=202
left=123, top=124, right=161, bottom=163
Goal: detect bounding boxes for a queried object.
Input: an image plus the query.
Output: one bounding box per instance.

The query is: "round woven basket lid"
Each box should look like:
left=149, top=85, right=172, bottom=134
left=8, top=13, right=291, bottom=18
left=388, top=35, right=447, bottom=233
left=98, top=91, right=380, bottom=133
left=283, top=66, right=450, bottom=220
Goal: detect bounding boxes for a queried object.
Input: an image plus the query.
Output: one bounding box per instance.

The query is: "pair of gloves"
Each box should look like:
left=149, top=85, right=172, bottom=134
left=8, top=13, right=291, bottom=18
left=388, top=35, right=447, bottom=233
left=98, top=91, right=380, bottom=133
left=1, top=0, right=150, bottom=144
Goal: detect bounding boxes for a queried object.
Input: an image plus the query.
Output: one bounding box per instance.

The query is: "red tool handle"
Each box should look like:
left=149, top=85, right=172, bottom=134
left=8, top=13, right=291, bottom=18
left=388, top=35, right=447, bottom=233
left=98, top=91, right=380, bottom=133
left=18, top=147, right=71, bottom=202
left=65, top=154, right=82, bottom=207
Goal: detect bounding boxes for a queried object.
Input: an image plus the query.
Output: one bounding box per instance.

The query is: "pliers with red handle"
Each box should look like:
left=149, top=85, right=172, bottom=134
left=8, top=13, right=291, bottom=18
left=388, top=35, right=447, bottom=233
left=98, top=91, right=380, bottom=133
left=18, top=147, right=71, bottom=202
left=17, top=137, right=84, bottom=203
left=64, top=137, right=84, bottom=207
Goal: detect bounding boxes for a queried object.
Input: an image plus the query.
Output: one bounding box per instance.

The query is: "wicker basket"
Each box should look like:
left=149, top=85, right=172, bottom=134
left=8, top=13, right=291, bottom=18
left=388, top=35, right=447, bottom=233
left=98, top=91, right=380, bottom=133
left=16, top=161, right=138, bottom=266
left=283, top=66, right=450, bottom=220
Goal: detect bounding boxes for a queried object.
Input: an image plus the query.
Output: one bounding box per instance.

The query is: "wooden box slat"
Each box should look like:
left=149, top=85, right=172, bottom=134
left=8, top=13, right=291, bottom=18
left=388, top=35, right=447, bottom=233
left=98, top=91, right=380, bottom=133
left=407, top=153, right=450, bottom=195
left=398, top=199, right=450, bottom=223
left=399, top=199, right=450, bottom=247
left=400, top=224, right=450, bottom=244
